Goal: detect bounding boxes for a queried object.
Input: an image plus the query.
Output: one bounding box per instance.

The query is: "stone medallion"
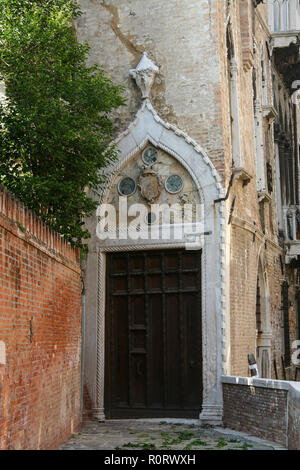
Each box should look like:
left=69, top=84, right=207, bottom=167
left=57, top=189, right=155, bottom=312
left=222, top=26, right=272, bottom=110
left=138, top=167, right=162, bottom=204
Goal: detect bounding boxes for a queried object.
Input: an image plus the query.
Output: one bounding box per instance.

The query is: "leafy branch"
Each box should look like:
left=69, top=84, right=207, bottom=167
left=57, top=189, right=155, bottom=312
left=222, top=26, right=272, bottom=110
left=0, top=0, right=125, bottom=251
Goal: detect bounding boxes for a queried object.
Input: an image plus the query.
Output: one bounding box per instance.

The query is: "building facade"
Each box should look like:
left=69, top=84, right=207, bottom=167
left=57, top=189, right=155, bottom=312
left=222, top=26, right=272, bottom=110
left=77, top=0, right=300, bottom=423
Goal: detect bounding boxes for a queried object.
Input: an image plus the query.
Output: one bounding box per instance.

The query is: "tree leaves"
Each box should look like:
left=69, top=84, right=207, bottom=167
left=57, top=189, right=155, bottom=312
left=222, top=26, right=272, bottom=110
left=0, top=0, right=125, bottom=250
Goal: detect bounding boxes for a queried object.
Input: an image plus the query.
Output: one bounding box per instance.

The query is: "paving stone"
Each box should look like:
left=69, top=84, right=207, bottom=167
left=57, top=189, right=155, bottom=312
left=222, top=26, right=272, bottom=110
left=60, top=420, right=281, bottom=450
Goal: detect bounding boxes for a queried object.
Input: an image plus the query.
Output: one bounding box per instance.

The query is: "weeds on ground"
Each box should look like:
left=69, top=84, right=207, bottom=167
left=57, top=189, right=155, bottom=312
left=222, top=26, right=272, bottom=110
left=184, top=439, right=208, bottom=450
left=120, top=441, right=157, bottom=450
left=216, top=438, right=228, bottom=448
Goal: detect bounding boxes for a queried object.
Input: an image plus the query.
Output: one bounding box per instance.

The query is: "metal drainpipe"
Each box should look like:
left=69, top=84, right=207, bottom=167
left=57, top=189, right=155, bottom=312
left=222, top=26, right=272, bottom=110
left=214, top=173, right=234, bottom=204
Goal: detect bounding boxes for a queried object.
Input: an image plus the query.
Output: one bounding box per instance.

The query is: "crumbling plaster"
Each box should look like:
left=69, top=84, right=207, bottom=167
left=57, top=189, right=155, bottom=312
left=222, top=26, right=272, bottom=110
left=77, top=0, right=225, bottom=179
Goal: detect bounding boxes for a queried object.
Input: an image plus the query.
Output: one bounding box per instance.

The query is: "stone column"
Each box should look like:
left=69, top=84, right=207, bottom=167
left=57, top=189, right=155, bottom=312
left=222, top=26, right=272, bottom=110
left=278, top=138, right=286, bottom=206
left=93, top=250, right=106, bottom=421
left=254, top=99, right=266, bottom=192
left=230, top=59, right=243, bottom=169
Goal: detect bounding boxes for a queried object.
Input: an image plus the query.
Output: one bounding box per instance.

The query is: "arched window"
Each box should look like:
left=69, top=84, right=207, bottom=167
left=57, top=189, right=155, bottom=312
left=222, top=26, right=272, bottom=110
left=273, top=0, right=280, bottom=31
left=282, top=0, right=290, bottom=30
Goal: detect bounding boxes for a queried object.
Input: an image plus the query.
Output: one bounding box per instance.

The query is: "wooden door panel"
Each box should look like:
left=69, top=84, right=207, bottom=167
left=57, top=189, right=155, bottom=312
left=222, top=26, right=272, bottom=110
left=182, top=292, right=202, bottom=408
left=112, top=296, right=129, bottom=407
left=148, top=294, right=164, bottom=408
left=165, top=293, right=181, bottom=408
left=130, top=353, right=147, bottom=407
left=105, top=249, right=202, bottom=418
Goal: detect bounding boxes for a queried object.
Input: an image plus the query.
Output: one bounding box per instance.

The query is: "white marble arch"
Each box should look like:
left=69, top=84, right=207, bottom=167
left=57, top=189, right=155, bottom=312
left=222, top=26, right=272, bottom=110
left=85, top=99, right=227, bottom=423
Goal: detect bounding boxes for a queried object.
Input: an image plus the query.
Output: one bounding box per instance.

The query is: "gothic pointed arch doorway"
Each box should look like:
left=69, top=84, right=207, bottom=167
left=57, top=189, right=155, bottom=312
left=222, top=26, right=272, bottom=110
left=83, top=100, right=227, bottom=424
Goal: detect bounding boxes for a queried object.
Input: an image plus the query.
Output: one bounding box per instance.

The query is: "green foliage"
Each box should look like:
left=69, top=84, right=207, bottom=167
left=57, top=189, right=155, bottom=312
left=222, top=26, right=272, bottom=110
left=160, top=430, right=195, bottom=447
left=184, top=439, right=207, bottom=450
left=0, top=0, right=124, bottom=249
left=216, top=438, right=228, bottom=448
left=122, top=441, right=157, bottom=450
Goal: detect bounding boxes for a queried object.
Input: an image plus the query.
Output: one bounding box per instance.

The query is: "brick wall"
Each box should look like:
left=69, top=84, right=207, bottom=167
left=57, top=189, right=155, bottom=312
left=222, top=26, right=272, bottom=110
left=288, top=383, right=300, bottom=450
left=0, top=188, right=82, bottom=450
left=225, top=2, right=297, bottom=378
left=222, top=376, right=300, bottom=449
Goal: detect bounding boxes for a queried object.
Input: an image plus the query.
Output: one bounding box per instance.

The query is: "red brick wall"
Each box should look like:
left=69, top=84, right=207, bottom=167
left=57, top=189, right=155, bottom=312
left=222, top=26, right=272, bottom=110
left=223, top=377, right=300, bottom=449
left=0, top=189, right=82, bottom=450
left=223, top=381, right=288, bottom=446
left=238, top=0, right=254, bottom=70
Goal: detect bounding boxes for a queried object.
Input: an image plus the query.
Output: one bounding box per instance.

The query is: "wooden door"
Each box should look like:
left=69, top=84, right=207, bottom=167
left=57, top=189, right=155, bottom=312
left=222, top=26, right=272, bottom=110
left=105, top=249, right=202, bottom=418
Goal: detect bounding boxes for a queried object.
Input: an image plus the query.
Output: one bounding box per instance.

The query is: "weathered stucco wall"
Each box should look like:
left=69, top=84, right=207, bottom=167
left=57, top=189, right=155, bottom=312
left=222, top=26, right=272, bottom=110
left=77, top=0, right=226, bottom=180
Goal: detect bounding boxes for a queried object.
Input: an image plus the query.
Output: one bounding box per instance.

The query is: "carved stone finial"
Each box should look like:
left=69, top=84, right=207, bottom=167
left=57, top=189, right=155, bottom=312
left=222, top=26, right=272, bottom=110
left=130, top=52, right=159, bottom=99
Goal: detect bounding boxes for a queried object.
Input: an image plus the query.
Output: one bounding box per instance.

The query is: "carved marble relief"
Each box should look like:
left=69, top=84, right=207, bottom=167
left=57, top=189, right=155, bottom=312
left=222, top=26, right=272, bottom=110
left=107, top=146, right=201, bottom=228
left=138, top=166, right=163, bottom=204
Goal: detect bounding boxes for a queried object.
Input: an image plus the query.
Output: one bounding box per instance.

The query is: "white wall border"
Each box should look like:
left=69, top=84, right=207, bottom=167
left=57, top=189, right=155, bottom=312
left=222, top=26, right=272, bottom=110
left=221, top=375, right=291, bottom=390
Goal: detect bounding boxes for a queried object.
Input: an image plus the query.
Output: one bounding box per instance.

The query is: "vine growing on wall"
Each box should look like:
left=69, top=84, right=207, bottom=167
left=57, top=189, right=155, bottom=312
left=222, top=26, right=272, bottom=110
left=0, top=0, right=125, bottom=250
